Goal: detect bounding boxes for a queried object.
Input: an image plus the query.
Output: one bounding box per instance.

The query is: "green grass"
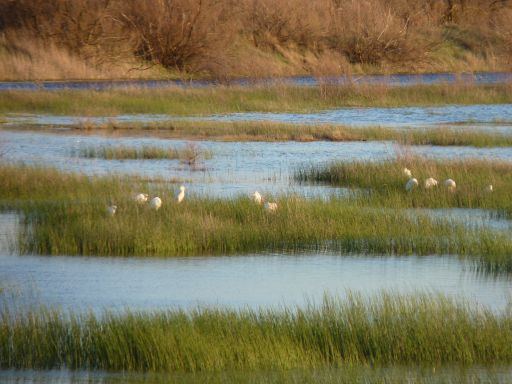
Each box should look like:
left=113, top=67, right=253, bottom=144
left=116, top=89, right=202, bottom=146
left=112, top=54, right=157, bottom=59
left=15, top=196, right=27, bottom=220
left=77, top=144, right=212, bottom=161
left=1, top=165, right=512, bottom=271
left=63, top=120, right=512, bottom=147
left=296, top=156, right=512, bottom=216
left=1, top=83, right=512, bottom=116
left=1, top=293, right=511, bottom=372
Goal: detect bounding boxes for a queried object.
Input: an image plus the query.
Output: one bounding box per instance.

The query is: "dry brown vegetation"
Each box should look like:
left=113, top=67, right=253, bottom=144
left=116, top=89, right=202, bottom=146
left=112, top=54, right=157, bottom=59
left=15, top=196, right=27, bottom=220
left=1, top=0, right=511, bottom=80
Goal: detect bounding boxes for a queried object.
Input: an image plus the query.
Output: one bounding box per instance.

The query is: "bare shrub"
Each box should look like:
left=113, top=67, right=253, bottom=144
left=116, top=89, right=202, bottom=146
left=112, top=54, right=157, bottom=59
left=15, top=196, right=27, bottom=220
left=327, top=0, right=439, bottom=67
left=119, top=0, right=234, bottom=75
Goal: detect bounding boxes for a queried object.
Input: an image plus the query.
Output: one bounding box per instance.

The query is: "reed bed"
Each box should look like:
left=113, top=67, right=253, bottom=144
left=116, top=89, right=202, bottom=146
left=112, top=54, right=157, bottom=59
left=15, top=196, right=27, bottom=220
left=77, top=144, right=212, bottom=161
left=296, top=157, right=512, bottom=216
left=1, top=165, right=511, bottom=271
left=1, top=293, right=511, bottom=372
left=64, top=120, right=512, bottom=147
left=1, top=83, right=512, bottom=116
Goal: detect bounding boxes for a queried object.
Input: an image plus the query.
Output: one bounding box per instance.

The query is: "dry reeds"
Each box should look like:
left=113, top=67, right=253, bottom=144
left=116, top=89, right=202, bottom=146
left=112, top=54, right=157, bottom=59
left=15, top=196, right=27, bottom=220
left=1, top=0, right=511, bottom=80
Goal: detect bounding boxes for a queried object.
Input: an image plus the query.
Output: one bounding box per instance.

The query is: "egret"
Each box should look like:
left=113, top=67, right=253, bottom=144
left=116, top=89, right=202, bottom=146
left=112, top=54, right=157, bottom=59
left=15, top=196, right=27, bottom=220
left=424, top=177, right=438, bottom=189
left=176, top=186, right=186, bottom=203
left=106, top=205, right=117, bottom=217
left=253, top=191, right=263, bottom=205
left=486, top=184, right=493, bottom=192
left=150, top=197, right=162, bottom=210
left=403, top=168, right=412, bottom=178
left=405, top=178, right=418, bottom=192
left=134, top=193, right=149, bottom=204
left=264, top=202, right=278, bottom=212
left=444, top=179, right=456, bottom=191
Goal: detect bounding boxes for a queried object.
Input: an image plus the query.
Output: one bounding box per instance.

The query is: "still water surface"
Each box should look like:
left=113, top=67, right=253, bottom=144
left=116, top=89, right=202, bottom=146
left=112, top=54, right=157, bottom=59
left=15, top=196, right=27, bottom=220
left=3, top=130, right=512, bottom=198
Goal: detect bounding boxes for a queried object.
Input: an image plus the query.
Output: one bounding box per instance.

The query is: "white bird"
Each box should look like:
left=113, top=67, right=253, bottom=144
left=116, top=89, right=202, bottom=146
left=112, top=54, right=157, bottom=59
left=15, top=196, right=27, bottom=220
left=485, top=184, right=493, bottom=192
left=106, top=205, right=117, bottom=217
left=405, top=178, right=418, bottom=192
left=176, top=185, right=186, bottom=203
left=253, top=191, right=263, bottom=205
left=150, top=197, right=162, bottom=210
left=444, top=179, right=456, bottom=192
left=264, top=202, right=278, bottom=212
left=424, top=177, right=438, bottom=189
left=134, top=193, right=149, bottom=204
left=403, top=167, right=412, bottom=178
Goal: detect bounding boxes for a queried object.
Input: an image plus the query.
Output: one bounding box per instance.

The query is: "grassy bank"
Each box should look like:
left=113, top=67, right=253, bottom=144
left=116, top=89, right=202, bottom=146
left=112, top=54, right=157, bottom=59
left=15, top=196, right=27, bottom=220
left=1, top=83, right=512, bottom=116
left=1, top=293, right=511, bottom=372
left=61, top=120, right=512, bottom=147
left=1, top=165, right=512, bottom=271
left=296, top=157, right=512, bottom=215
left=76, top=144, right=212, bottom=161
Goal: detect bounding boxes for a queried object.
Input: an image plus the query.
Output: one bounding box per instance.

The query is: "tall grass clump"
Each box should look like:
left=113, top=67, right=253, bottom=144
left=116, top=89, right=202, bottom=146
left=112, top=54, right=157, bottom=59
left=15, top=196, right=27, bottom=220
left=1, top=292, right=512, bottom=372
left=296, top=156, right=512, bottom=216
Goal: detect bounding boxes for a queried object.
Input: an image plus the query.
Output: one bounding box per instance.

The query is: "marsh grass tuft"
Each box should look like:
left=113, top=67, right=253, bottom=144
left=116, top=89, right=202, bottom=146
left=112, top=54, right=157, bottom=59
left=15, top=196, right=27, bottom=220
left=296, top=156, right=512, bottom=216
left=76, top=144, right=213, bottom=161
left=1, top=292, right=512, bottom=372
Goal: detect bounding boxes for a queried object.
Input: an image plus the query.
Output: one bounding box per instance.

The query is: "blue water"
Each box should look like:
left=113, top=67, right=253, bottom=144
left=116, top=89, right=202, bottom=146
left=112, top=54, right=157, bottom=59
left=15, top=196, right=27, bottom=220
left=1, top=72, right=511, bottom=91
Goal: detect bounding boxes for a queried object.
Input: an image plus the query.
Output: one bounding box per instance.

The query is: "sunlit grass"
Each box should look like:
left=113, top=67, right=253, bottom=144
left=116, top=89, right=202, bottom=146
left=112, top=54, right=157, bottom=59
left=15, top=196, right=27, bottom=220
left=1, top=292, right=511, bottom=372
left=1, top=83, right=512, bottom=116
left=1, top=165, right=512, bottom=271
left=296, top=156, right=512, bottom=216
left=59, top=120, right=512, bottom=147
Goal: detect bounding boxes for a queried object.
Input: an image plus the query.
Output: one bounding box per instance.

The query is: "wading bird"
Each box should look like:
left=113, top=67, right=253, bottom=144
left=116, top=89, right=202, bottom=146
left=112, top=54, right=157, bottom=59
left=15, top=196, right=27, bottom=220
left=424, top=177, right=438, bottom=189
left=403, top=168, right=412, bottom=177
left=134, top=193, right=149, bottom=204
left=150, top=197, right=162, bottom=210
left=253, top=191, right=263, bottom=204
left=444, top=179, right=456, bottom=192
left=264, top=202, right=278, bottom=212
left=106, top=205, right=117, bottom=217
left=176, top=186, right=186, bottom=203
left=405, top=178, right=418, bottom=192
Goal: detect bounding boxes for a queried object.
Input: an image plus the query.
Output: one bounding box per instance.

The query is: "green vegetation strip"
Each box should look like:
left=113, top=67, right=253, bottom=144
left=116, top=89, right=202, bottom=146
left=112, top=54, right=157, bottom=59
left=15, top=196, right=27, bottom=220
left=64, top=120, right=512, bottom=147
left=1, top=83, right=512, bottom=116
left=295, top=157, right=512, bottom=216
left=1, top=293, right=511, bottom=372
left=1, top=165, right=511, bottom=272
left=77, top=144, right=212, bottom=161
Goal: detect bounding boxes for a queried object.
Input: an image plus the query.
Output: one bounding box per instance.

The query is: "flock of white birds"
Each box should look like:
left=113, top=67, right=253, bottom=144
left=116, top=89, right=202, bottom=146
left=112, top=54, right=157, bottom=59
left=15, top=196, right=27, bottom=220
left=106, top=168, right=493, bottom=217
left=403, top=167, right=492, bottom=193
left=106, top=186, right=186, bottom=216
left=106, top=186, right=278, bottom=217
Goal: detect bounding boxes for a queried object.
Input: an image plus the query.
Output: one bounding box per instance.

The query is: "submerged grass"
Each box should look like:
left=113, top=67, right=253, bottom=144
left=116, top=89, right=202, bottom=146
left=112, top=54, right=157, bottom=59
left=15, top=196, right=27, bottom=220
left=64, top=120, right=512, bottom=147
left=1, top=83, right=512, bottom=116
left=1, top=293, right=512, bottom=372
left=77, top=144, right=213, bottom=161
left=296, top=156, right=512, bottom=216
left=1, top=165, right=512, bottom=271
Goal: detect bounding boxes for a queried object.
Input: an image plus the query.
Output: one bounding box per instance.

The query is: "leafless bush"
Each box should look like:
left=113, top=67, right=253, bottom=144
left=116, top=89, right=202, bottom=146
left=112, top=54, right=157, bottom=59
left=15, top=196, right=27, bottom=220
left=327, top=0, right=439, bottom=66
left=119, top=0, right=234, bottom=74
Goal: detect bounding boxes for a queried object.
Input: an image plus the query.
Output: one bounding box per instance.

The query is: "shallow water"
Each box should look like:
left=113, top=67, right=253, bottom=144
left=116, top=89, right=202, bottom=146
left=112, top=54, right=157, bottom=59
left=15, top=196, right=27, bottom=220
left=1, top=72, right=511, bottom=91
left=3, top=130, right=512, bottom=199
left=207, top=104, right=512, bottom=129
left=4, top=103, right=512, bottom=131
left=1, top=366, right=512, bottom=384
left=1, top=248, right=511, bottom=313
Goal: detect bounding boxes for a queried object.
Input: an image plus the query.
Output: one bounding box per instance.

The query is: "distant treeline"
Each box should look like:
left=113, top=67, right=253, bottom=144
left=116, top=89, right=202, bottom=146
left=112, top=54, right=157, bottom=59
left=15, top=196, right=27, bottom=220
left=0, top=0, right=511, bottom=79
